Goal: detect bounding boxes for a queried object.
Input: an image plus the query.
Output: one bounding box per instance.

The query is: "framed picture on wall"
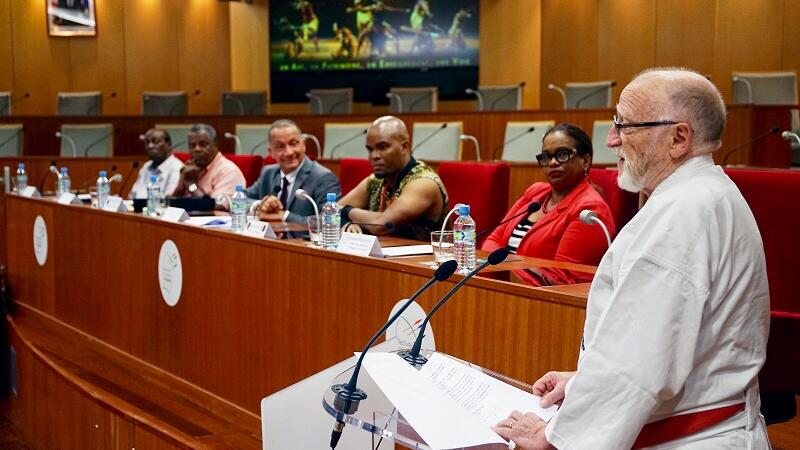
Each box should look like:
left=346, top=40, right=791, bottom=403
left=47, top=0, right=97, bottom=37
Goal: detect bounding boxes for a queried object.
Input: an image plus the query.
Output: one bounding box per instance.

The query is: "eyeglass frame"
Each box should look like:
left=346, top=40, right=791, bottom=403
left=535, top=147, right=581, bottom=167
left=612, top=115, right=679, bottom=131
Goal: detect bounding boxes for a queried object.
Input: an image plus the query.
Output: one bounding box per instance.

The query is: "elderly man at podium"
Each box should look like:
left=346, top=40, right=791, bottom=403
left=494, top=68, right=771, bottom=449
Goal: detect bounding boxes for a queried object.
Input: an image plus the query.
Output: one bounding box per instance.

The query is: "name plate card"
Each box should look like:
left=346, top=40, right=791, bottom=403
left=21, top=186, right=40, bottom=198
left=161, top=207, right=189, bottom=223
left=102, top=195, right=127, bottom=212
left=336, top=232, right=383, bottom=257
left=242, top=219, right=277, bottom=239
left=57, top=192, right=82, bottom=205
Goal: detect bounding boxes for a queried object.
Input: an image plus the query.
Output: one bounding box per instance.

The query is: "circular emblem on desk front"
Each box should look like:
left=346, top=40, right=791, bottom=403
left=158, top=240, right=183, bottom=307
left=386, top=300, right=435, bottom=350
left=33, top=216, right=48, bottom=267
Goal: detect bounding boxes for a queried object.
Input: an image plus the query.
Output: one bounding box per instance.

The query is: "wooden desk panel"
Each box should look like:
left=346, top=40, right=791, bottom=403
left=5, top=196, right=589, bottom=414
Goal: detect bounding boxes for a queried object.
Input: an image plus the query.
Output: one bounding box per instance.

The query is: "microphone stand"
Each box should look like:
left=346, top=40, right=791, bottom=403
left=579, top=209, right=611, bottom=247
left=407, top=92, right=433, bottom=112
left=721, top=126, right=780, bottom=165
left=411, top=123, right=447, bottom=152
left=489, top=82, right=525, bottom=110
left=118, top=161, right=140, bottom=196
left=490, top=126, right=535, bottom=160
left=329, top=129, right=367, bottom=159
left=83, top=129, right=115, bottom=157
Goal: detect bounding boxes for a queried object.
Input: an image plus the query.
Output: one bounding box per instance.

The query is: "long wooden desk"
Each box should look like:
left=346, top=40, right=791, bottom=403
left=5, top=195, right=590, bottom=447
left=0, top=104, right=794, bottom=166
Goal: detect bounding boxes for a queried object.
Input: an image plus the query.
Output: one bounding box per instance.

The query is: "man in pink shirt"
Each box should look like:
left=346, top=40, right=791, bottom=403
left=171, top=123, right=245, bottom=206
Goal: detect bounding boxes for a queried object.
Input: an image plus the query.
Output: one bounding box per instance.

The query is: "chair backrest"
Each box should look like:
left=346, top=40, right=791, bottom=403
left=731, top=71, right=798, bottom=105
left=143, top=91, right=188, bottom=116
left=438, top=161, right=511, bottom=246
left=565, top=81, right=614, bottom=109
left=226, top=154, right=264, bottom=186
left=388, top=86, right=438, bottom=113
left=323, top=122, right=370, bottom=159
left=0, top=124, right=23, bottom=156
left=0, top=92, right=10, bottom=116
left=307, top=88, right=353, bottom=115
left=339, top=158, right=372, bottom=195
left=500, top=121, right=554, bottom=162
left=477, top=84, right=523, bottom=111
left=155, top=123, right=193, bottom=152
left=591, top=120, right=617, bottom=164
left=587, top=168, right=638, bottom=231
left=221, top=91, right=268, bottom=115
left=235, top=124, right=270, bottom=156
left=173, top=152, right=190, bottom=162
left=411, top=121, right=463, bottom=161
left=725, top=168, right=800, bottom=314
left=57, top=91, right=102, bottom=116
left=59, top=123, right=114, bottom=157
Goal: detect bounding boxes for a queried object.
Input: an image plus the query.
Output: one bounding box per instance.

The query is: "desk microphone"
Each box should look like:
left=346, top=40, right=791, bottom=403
left=781, top=130, right=800, bottom=145
left=490, top=81, right=526, bottom=110
left=295, top=188, right=319, bottom=219
left=579, top=209, right=611, bottom=247
left=329, top=128, right=367, bottom=159
left=328, top=259, right=458, bottom=449
left=399, top=247, right=510, bottom=366
left=0, top=92, right=30, bottom=115
left=574, top=81, right=616, bottom=108
left=411, top=123, right=447, bottom=152
left=721, top=126, right=780, bottom=165
left=37, top=161, right=59, bottom=193
left=84, top=128, right=115, bottom=157
left=118, top=161, right=140, bottom=196
left=490, top=126, right=535, bottom=160
left=475, top=202, right=541, bottom=239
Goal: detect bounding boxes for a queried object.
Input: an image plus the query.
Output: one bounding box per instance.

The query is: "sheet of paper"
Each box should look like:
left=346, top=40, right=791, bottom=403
left=362, top=352, right=507, bottom=450
left=380, top=245, right=433, bottom=258
left=185, top=216, right=230, bottom=227
left=419, top=352, right=558, bottom=424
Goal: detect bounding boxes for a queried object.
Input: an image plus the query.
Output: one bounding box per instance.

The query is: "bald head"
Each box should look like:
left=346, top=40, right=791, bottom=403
left=365, top=116, right=412, bottom=179
left=628, top=68, right=726, bottom=154
left=369, top=115, right=410, bottom=142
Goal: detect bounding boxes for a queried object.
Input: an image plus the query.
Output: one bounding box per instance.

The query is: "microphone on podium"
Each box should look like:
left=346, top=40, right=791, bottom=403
left=328, top=260, right=459, bottom=449
left=398, top=247, right=510, bottom=366
left=475, top=202, right=541, bottom=239
left=579, top=209, right=611, bottom=247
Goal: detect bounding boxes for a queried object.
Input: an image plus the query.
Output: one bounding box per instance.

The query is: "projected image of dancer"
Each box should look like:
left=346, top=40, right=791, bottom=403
left=348, top=0, right=409, bottom=57
left=332, top=22, right=357, bottom=59
left=408, top=0, right=439, bottom=53
left=448, top=8, right=471, bottom=50
left=297, top=0, right=320, bottom=53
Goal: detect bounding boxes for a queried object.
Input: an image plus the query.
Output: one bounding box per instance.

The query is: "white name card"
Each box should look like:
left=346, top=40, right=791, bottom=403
left=102, top=195, right=127, bottom=212
left=336, top=232, right=383, bottom=257
left=242, top=219, right=277, bottom=239
left=161, top=207, right=189, bottom=223
left=57, top=192, right=82, bottom=205
left=21, top=186, right=40, bottom=198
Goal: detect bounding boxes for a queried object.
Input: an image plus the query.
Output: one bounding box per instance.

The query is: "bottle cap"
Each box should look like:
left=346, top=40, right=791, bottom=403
left=18, top=163, right=24, bottom=169
left=458, top=204, right=470, bottom=216
left=327, top=193, right=336, bottom=202
left=150, top=175, right=158, bottom=182
left=99, top=170, right=107, bottom=177
left=60, top=167, right=68, bottom=174
left=235, top=184, right=243, bottom=192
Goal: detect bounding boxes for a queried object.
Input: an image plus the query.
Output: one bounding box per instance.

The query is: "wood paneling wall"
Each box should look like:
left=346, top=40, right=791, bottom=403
left=1, top=0, right=230, bottom=115
left=540, top=0, right=800, bottom=110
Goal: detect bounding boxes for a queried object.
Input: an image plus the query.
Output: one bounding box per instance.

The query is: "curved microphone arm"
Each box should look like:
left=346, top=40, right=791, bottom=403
left=295, top=188, right=320, bottom=220
left=580, top=209, right=611, bottom=248
left=224, top=132, right=242, bottom=154
left=547, top=84, right=567, bottom=109
left=781, top=131, right=800, bottom=145
left=55, top=132, right=77, bottom=157
left=302, top=133, right=321, bottom=159
left=386, top=92, right=403, bottom=113
left=224, top=94, right=245, bottom=115
left=306, top=93, right=324, bottom=115
left=465, top=88, right=484, bottom=111
left=459, top=134, right=481, bottom=161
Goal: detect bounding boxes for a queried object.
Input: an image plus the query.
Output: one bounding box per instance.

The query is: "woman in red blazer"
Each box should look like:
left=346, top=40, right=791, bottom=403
left=482, top=123, right=616, bottom=286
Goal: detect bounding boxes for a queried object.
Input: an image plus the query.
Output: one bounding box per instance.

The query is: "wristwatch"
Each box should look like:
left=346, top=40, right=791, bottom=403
left=188, top=183, right=199, bottom=194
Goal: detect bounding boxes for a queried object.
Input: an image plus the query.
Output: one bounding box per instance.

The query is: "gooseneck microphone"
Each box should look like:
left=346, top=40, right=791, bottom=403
left=574, top=81, right=616, bottom=108
left=328, top=260, right=459, bottom=449
left=295, top=188, right=319, bottom=219
left=579, top=209, right=611, bottom=247
left=329, top=129, right=367, bottom=159
left=84, top=128, right=115, bottom=157
left=55, top=131, right=78, bottom=157
left=781, top=130, right=800, bottom=145
left=475, top=202, right=541, bottom=239
left=398, top=247, right=510, bottom=366
left=118, top=161, right=140, bottom=196
left=411, top=123, right=447, bottom=152
left=37, top=161, right=59, bottom=193
left=491, top=126, right=535, bottom=160
left=490, top=81, right=526, bottom=110
left=408, top=92, right=433, bottom=112
left=721, top=126, right=780, bottom=165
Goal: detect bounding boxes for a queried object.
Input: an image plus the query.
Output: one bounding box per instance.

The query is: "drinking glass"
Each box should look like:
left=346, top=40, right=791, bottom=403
left=307, top=216, right=322, bottom=247
left=431, top=231, right=455, bottom=266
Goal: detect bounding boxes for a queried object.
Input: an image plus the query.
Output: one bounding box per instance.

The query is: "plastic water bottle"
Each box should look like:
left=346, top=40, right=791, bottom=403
left=15, top=163, right=27, bottom=193
left=453, top=204, right=477, bottom=273
left=146, top=175, right=164, bottom=216
left=230, top=184, right=248, bottom=232
left=57, top=167, right=71, bottom=197
left=321, top=192, right=341, bottom=249
left=96, top=170, right=110, bottom=209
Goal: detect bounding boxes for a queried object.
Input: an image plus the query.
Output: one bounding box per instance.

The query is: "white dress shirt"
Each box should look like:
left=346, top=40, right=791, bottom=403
left=128, top=154, right=183, bottom=199
left=278, top=163, right=302, bottom=221
left=546, top=154, right=771, bottom=449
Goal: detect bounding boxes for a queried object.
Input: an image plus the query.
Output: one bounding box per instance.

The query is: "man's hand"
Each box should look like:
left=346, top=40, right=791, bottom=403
left=532, top=371, right=575, bottom=407
left=257, top=195, right=284, bottom=215
left=180, top=160, right=202, bottom=184
left=492, top=411, right=554, bottom=450
left=257, top=210, right=285, bottom=222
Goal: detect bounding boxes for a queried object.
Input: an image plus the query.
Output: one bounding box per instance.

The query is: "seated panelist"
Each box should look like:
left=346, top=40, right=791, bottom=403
left=338, top=116, right=449, bottom=241
left=128, top=128, right=183, bottom=200
left=245, top=119, right=340, bottom=223
left=171, top=123, right=246, bottom=207
left=481, top=123, right=615, bottom=286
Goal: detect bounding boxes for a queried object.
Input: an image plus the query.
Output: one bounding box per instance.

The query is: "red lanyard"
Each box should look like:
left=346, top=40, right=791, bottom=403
left=379, top=183, right=394, bottom=212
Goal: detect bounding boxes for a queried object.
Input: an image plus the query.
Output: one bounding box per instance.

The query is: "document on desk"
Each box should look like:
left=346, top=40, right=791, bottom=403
left=362, top=352, right=556, bottom=449
left=185, top=216, right=231, bottom=228
left=380, top=244, right=433, bottom=258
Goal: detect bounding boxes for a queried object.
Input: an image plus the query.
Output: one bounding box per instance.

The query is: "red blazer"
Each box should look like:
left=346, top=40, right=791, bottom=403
left=482, top=179, right=616, bottom=286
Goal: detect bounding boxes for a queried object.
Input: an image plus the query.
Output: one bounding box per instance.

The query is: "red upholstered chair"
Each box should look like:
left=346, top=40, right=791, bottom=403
left=339, top=158, right=372, bottom=195
left=263, top=155, right=276, bottom=165
left=725, top=168, right=800, bottom=424
left=173, top=151, right=190, bottom=162
left=171, top=152, right=263, bottom=186
left=588, top=168, right=639, bottom=231
left=438, top=161, right=510, bottom=246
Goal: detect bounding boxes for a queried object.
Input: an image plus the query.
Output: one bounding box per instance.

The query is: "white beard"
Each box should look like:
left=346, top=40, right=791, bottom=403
left=616, top=147, right=651, bottom=193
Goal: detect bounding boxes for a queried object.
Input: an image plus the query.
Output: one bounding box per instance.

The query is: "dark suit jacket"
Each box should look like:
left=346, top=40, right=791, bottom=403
left=245, top=157, right=341, bottom=223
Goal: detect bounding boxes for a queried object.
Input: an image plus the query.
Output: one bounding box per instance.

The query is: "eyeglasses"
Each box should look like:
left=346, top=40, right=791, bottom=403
left=536, top=147, right=577, bottom=166
left=613, top=115, right=679, bottom=131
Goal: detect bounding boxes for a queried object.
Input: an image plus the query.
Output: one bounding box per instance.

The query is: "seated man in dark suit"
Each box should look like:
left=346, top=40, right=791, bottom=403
left=246, top=119, right=341, bottom=223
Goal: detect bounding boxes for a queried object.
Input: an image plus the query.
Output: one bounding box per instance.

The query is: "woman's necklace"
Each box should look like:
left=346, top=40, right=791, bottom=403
left=541, top=192, right=552, bottom=214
